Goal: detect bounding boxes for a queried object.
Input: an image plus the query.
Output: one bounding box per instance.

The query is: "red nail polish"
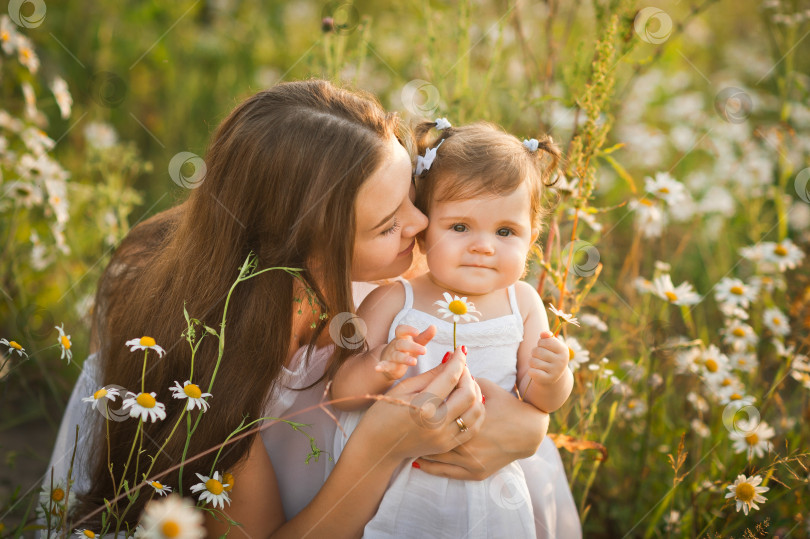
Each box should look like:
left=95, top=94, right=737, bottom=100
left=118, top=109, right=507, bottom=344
left=461, top=345, right=467, bottom=355
left=471, top=375, right=475, bottom=381
left=482, top=395, right=486, bottom=404
left=441, top=352, right=451, bottom=364
left=412, top=461, right=421, bottom=469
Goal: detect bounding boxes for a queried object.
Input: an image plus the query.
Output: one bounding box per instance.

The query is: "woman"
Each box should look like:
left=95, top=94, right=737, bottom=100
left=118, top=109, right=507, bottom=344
left=47, top=79, right=549, bottom=537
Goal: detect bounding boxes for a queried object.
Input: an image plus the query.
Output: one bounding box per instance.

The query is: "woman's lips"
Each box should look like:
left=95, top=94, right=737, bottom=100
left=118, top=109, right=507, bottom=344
left=398, top=239, right=416, bottom=257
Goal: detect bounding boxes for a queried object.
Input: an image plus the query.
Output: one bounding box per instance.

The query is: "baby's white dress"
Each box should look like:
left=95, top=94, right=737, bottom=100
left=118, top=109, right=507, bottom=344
left=333, top=280, right=582, bottom=538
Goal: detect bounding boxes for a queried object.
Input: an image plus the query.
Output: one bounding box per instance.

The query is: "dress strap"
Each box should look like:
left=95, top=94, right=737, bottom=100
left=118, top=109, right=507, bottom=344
left=399, top=279, right=414, bottom=310
left=507, top=284, right=522, bottom=322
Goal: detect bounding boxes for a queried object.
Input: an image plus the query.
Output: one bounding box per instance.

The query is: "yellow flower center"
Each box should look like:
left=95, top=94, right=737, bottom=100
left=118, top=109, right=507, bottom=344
left=665, top=291, right=678, bottom=302
left=735, top=482, right=755, bottom=502
left=223, top=473, right=234, bottom=492
left=151, top=481, right=163, bottom=490
left=82, top=531, right=96, bottom=538
left=761, top=277, right=772, bottom=284
left=161, top=520, right=180, bottom=538
left=2, top=31, right=9, bottom=41
left=51, top=488, right=65, bottom=502
left=704, top=359, right=719, bottom=373
left=20, top=48, right=30, bottom=60
left=205, top=478, right=224, bottom=495
left=183, top=384, right=202, bottom=399
left=139, top=336, right=156, bottom=347
left=732, top=328, right=746, bottom=337
left=745, top=433, right=759, bottom=446
left=658, top=187, right=670, bottom=194
left=721, top=378, right=733, bottom=387
left=568, top=347, right=575, bottom=360
left=730, top=285, right=744, bottom=295
left=136, top=393, right=156, bottom=408
left=628, top=401, right=637, bottom=409
left=52, top=196, right=61, bottom=204
left=448, top=300, right=467, bottom=316
left=729, top=393, right=743, bottom=400
left=60, top=335, right=71, bottom=349
left=639, top=198, right=653, bottom=206
left=774, top=245, right=788, bottom=257
left=9, top=341, right=22, bottom=350
left=772, top=317, right=781, bottom=325
left=93, top=388, right=108, bottom=400
left=737, top=359, right=747, bottom=366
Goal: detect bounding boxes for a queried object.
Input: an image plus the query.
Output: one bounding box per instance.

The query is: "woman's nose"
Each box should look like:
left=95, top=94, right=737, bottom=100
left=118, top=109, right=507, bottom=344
left=402, top=202, right=428, bottom=237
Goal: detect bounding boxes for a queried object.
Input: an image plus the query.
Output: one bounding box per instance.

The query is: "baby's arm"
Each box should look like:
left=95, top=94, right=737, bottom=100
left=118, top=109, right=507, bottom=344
left=330, top=282, right=436, bottom=411
left=515, top=281, right=574, bottom=413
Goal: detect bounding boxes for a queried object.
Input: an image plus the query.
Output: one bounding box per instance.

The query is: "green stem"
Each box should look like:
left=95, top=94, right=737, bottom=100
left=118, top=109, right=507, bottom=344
left=141, top=349, right=148, bottom=394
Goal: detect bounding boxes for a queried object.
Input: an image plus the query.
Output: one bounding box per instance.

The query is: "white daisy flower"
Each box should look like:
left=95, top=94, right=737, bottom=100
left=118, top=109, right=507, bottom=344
left=146, top=479, right=173, bottom=497
left=548, top=304, right=580, bottom=327
left=644, top=171, right=688, bottom=206
left=740, top=243, right=767, bottom=263
left=633, top=276, right=655, bottom=294
left=730, top=420, right=775, bottom=459
left=1, top=15, right=20, bottom=55
left=1, top=338, right=28, bottom=358
left=84, top=121, right=118, bottom=150
left=138, top=493, right=205, bottom=539
left=686, top=391, right=709, bottom=413
left=729, top=351, right=758, bottom=373
left=74, top=530, right=97, bottom=538
left=50, top=77, right=72, bottom=120
left=3, top=180, right=43, bottom=208
left=721, top=320, right=758, bottom=352
left=190, top=471, right=231, bottom=509
left=772, top=339, right=794, bottom=359
left=714, top=277, right=758, bottom=310
left=763, top=307, right=790, bottom=336
left=651, top=274, right=701, bottom=306
left=170, top=381, right=212, bottom=412
left=564, top=336, right=590, bottom=371
left=125, top=336, right=166, bottom=357
left=122, top=391, right=167, bottom=423
left=55, top=323, right=73, bottom=363
left=749, top=275, right=784, bottom=294
left=37, top=482, right=76, bottom=520
left=718, top=388, right=755, bottom=408
left=81, top=386, right=120, bottom=410
left=620, top=397, right=646, bottom=419
left=579, top=313, right=608, bottom=332
left=691, top=419, right=711, bottom=438
left=789, top=354, right=810, bottom=390
left=434, top=293, right=481, bottom=323
left=761, top=239, right=805, bottom=271
left=725, top=474, right=769, bottom=515
left=718, top=302, right=749, bottom=320
left=629, top=198, right=667, bottom=238
left=699, top=345, right=730, bottom=377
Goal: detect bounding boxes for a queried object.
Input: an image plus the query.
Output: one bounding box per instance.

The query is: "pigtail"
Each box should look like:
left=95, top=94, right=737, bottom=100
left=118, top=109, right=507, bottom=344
left=524, top=135, right=562, bottom=187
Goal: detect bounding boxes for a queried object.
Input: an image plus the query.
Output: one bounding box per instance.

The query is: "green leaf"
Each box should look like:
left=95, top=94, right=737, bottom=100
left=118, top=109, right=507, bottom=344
left=599, top=154, right=637, bottom=194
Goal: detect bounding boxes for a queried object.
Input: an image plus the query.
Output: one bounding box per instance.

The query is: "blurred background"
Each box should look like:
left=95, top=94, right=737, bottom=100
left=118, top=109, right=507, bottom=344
left=2, top=0, right=810, bottom=536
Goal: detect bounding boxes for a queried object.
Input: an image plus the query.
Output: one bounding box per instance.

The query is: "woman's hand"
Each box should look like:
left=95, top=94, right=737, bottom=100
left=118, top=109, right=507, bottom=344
left=348, top=346, right=484, bottom=462
left=413, top=378, right=549, bottom=480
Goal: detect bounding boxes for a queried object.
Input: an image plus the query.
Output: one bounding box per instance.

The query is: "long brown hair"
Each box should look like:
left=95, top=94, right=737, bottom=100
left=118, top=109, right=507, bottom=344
left=76, top=80, right=401, bottom=528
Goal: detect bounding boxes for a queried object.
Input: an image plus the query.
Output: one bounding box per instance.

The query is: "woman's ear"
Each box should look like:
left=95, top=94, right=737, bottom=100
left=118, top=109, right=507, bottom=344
left=530, top=228, right=540, bottom=245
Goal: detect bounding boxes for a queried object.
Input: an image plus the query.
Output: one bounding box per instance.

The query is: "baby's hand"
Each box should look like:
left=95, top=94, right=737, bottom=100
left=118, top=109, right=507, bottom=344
left=376, top=324, right=437, bottom=381
left=527, top=330, right=570, bottom=386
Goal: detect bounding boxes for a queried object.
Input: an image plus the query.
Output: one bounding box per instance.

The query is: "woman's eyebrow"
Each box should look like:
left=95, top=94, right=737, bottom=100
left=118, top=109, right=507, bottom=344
left=372, top=202, right=403, bottom=230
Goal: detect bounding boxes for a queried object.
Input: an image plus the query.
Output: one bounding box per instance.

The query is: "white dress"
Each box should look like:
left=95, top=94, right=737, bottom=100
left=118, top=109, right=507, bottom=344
left=333, top=280, right=582, bottom=538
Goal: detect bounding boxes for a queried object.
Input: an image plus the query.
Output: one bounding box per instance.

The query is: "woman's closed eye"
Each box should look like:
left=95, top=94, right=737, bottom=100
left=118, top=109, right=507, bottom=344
left=382, top=218, right=401, bottom=236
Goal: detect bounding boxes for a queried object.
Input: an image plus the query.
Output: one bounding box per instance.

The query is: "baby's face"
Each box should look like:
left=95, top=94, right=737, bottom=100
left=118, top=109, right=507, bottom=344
left=422, top=182, right=536, bottom=296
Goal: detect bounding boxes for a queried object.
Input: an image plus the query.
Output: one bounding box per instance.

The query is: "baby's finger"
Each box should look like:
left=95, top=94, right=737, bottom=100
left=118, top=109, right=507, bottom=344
left=395, top=338, right=426, bottom=356
left=413, top=325, right=438, bottom=347
left=394, top=324, right=420, bottom=340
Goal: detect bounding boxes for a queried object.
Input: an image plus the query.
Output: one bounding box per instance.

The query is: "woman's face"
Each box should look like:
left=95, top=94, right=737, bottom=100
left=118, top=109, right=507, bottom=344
left=351, top=137, right=428, bottom=282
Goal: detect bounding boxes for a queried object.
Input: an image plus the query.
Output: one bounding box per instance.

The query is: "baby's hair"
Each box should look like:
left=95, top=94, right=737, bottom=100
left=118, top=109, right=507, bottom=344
left=412, top=121, right=561, bottom=234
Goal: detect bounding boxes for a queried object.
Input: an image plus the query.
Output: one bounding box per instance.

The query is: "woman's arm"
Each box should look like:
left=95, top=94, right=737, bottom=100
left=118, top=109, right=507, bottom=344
left=208, top=348, right=483, bottom=538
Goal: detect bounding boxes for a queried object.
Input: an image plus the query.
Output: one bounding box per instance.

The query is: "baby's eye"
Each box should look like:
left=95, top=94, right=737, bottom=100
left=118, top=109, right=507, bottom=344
left=452, top=224, right=467, bottom=233
left=497, top=227, right=514, bottom=237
